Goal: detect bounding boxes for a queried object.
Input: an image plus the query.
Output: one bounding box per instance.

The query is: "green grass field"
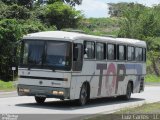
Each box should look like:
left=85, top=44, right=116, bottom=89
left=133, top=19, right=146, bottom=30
left=0, top=80, right=16, bottom=91
left=145, top=75, right=160, bottom=83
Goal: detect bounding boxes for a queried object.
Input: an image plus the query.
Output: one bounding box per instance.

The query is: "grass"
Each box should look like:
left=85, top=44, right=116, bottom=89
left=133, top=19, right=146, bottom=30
left=145, top=74, right=160, bottom=83
left=85, top=102, right=160, bottom=120
left=0, top=80, right=16, bottom=91
left=117, top=102, right=160, bottom=114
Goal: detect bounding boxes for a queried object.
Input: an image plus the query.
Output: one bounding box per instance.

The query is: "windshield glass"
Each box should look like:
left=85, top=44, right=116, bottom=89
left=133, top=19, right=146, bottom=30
left=20, top=40, right=71, bottom=71
left=45, top=41, right=71, bottom=67
left=23, top=41, right=44, bottom=65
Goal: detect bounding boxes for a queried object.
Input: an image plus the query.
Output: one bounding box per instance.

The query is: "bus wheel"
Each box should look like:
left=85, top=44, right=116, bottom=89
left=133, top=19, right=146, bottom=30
left=124, top=82, right=132, bottom=100
left=79, top=84, right=88, bottom=106
left=35, top=96, right=46, bottom=104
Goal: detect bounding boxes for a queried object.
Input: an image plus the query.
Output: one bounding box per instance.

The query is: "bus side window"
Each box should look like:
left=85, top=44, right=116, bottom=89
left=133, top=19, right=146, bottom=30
left=107, top=44, right=116, bottom=60
left=96, top=43, right=106, bottom=60
left=117, top=45, right=126, bottom=60
left=127, top=46, right=135, bottom=61
left=135, top=47, right=143, bottom=61
left=73, top=43, right=83, bottom=71
left=84, top=41, right=95, bottom=59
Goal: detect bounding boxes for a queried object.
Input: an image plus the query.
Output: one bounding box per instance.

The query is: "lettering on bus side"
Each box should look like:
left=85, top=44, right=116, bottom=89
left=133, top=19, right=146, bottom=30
left=105, top=63, right=116, bottom=96
left=116, top=64, right=126, bottom=94
left=97, top=63, right=142, bottom=96
left=96, top=64, right=107, bottom=96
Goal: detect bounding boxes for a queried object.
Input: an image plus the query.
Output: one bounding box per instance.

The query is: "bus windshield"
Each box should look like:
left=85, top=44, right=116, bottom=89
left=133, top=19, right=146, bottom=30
left=20, top=40, right=72, bottom=71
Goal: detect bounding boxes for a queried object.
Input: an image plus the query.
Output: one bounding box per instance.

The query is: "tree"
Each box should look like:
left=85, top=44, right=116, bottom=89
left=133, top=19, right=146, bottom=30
left=42, top=0, right=82, bottom=6
left=44, top=2, right=83, bottom=30
left=0, top=19, right=23, bottom=81
left=117, top=3, right=160, bottom=76
left=1, top=0, right=82, bottom=7
left=118, top=3, right=149, bottom=39
left=108, top=2, right=145, bottom=17
left=4, top=4, right=31, bottom=20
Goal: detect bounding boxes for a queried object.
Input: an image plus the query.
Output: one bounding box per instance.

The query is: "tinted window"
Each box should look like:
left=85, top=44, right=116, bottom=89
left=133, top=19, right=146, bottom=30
left=96, top=43, right=105, bottom=60
left=107, top=44, right=116, bottom=60
left=118, top=45, right=126, bottom=60
left=127, top=46, right=135, bottom=61
left=45, top=42, right=71, bottom=67
left=135, top=47, right=143, bottom=61
left=73, top=43, right=83, bottom=61
left=23, top=41, right=44, bottom=65
left=20, top=40, right=72, bottom=71
left=84, top=41, right=95, bottom=59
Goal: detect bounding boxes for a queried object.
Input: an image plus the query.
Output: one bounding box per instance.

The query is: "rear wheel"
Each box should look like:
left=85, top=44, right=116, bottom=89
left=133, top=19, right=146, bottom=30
left=118, top=82, right=132, bottom=100
left=35, top=96, right=46, bottom=104
left=78, top=84, right=88, bottom=106
left=124, top=82, right=132, bottom=100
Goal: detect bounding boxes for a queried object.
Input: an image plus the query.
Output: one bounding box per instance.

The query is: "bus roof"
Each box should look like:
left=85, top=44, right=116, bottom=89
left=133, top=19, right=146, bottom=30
left=23, top=31, right=146, bottom=47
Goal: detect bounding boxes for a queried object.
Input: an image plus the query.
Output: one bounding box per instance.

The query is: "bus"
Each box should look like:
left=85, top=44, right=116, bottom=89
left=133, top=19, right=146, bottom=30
left=17, top=31, right=146, bottom=105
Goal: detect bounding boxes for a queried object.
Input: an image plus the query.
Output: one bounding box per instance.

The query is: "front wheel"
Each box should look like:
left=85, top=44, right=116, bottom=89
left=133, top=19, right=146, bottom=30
left=78, top=84, right=88, bottom=106
left=35, top=96, right=46, bottom=104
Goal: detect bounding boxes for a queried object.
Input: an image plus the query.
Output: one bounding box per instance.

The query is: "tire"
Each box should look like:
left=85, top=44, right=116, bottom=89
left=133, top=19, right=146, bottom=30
left=78, top=84, right=88, bottom=106
left=118, top=82, right=132, bottom=100
left=124, top=82, right=132, bottom=100
left=35, top=96, right=46, bottom=104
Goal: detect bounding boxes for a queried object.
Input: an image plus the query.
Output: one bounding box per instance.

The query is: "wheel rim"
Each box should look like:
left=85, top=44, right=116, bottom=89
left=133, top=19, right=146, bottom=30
left=127, top=84, right=131, bottom=99
left=80, top=85, right=87, bottom=105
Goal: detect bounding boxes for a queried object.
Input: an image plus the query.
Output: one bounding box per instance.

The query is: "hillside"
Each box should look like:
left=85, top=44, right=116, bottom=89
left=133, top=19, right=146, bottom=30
left=79, top=18, right=120, bottom=36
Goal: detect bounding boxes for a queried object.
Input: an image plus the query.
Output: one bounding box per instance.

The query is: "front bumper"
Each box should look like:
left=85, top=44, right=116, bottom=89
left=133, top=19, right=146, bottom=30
left=17, top=84, right=70, bottom=99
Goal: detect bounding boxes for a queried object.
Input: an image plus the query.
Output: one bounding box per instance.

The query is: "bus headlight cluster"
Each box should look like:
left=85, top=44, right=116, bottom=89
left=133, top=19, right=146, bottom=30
left=19, top=88, right=30, bottom=93
left=52, top=91, right=64, bottom=95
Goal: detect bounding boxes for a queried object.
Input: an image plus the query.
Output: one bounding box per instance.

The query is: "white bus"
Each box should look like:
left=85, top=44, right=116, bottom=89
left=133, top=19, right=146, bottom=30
left=17, top=31, right=146, bottom=105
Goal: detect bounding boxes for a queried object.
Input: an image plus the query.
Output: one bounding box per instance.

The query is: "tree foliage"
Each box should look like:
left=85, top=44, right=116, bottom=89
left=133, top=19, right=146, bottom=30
left=44, top=2, right=83, bottom=30
left=47, top=0, right=82, bottom=6
left=108, top=2, right=145, bottom=17
left=117, top=3, right=160, bottom=76
left=0, top=0, right=83, bottom=81
left=0, top=19, right=23, bottom=81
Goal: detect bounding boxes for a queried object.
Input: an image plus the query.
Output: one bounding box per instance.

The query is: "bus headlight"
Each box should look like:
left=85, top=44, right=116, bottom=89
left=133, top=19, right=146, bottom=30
left=19, top=88, right=24, bottom=92
left=58, top=91, right=64, bottom=95
left=23, top=89, right=30, bottom=93
left=19, top=88, right=30, bottom=93
left=52, top=91, right=58, bottom=95
left=52, top=91, right=64, bottom=95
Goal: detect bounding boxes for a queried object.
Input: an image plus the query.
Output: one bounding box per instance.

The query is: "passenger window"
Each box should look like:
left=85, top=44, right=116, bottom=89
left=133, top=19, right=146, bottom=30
left=118, top=45, right=126, bottom=60
left=73, top=44, right=83, bottom=61
left=96, top=43, right=105, bottom=60
left=107, top=44, right=116, bottom=60
left=135, top=47, right=143, bottom=61
left=127, top=46, right=135, bottom=61
left=73, top=43, right=83, bottom=71
left=84, top=41, right=95, bottom=59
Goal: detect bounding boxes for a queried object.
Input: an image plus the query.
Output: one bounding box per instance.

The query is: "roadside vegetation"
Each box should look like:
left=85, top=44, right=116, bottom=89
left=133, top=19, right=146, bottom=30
left=85, top=102, right=160, bottom=120
left=145, top=75, right=160, bottom=83
left=0, top=80, right=16, bottom=91
left=117, top=102, right=160, bottom=114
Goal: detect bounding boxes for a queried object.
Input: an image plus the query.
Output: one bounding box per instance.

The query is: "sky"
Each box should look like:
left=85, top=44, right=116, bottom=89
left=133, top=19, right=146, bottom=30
left=75, top=0, right=160, bottom=18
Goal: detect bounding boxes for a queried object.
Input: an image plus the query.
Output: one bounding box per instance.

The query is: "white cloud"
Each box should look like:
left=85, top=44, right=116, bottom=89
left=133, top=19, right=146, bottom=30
left=75, top=0, right=109, bottom=18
